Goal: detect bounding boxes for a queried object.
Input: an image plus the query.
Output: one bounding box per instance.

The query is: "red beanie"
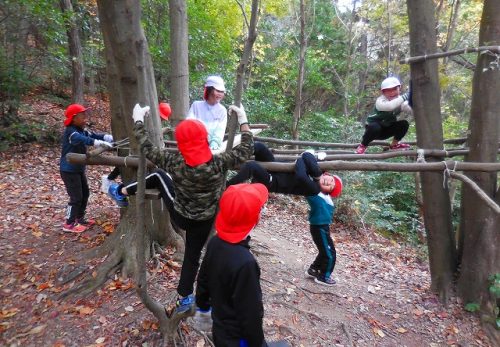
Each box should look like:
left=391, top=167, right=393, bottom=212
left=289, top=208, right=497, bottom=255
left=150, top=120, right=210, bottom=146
left=216, top=183, right=269, bottom=244
left=175, top=119, right=212, bottom=167
left=159, top=102, right=171, bottom=120
left=64, top=104, right=89, bottom=126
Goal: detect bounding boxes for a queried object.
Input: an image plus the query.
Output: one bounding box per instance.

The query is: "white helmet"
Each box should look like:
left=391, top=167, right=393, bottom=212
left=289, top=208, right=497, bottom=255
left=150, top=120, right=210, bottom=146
left=205, top=75, right=226, bottom=92
left=381, top=77, right=401, bottom=90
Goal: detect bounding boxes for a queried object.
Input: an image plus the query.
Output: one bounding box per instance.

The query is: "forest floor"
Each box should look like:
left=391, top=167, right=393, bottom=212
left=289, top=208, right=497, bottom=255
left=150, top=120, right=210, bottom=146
left=0, top=98, right=494, bottom=347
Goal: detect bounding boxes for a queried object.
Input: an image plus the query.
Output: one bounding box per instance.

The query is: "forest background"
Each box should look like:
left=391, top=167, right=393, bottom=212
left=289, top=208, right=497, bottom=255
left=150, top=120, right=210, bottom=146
left=1, top=0, right=485, bottom=239
left=1, top=0, right=498, bottom=344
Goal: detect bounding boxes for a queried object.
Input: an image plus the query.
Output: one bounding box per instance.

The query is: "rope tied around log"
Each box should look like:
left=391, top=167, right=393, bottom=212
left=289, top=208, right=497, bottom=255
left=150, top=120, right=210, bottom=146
left=124, top=155, right=139, bottom=167
left=416, top=149, right=426, bottom=163
left=442, top=160, right=458, bottom=189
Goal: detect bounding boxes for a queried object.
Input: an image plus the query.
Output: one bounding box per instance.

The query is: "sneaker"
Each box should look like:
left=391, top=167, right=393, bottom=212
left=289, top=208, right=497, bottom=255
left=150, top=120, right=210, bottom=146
left=77, top=218, right=95, bottom=227
left=389, top=142, right=410, bottom=151
left=100, top=175, right=114, bottom=194
left=355, top=144, right=367, bottom=154
left=305, top=267, right=320, bottom=279
left=175, top=294, right=195, bottom=314
left=314, top=276, right=336, bottom=286
left=62, top=222, right=87, bottom=233
left=108, top=183, right=128, bottom=207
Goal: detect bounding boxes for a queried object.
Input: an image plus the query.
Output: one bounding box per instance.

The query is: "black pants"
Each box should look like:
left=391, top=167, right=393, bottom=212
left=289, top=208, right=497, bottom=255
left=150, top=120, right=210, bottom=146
left=107, top=167, right=121, bottom=180
left=309, top=224, right=336, bottom=279
left=123, top=169, right=213, bottom=297
left=361, top=120, right=409, bottom=146
left=60, top=171, right=89, bottom=224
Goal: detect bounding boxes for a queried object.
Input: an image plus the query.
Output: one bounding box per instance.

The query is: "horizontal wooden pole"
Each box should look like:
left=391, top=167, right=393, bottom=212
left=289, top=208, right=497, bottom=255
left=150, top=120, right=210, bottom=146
left=399, top=46, right=500, bottom=64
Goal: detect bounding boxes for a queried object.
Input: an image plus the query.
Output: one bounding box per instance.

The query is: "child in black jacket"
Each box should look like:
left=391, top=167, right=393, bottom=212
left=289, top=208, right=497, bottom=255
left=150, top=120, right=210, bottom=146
left=195, top=183, right=269, bottom=347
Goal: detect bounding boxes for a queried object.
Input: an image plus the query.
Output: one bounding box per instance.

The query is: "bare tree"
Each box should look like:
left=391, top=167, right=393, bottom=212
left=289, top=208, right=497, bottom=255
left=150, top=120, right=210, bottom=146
left=59, top=0, right=85, bottom=104
left=407, top=0, right=456, bottom=302
left=64, top=0, right=185, bottom=342
left=168, top=0, right=190, bottom=125
left=458, top=0, right=500, bottom=339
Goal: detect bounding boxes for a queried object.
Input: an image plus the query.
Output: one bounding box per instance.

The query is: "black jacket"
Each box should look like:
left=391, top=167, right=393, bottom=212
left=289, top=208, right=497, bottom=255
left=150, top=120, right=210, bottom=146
left=196, top=236, right=266, bottom=347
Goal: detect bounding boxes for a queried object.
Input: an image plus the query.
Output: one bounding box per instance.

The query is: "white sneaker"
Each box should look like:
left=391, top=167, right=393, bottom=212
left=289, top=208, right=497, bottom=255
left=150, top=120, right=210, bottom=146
left=100, top=175, right=114, bottom=194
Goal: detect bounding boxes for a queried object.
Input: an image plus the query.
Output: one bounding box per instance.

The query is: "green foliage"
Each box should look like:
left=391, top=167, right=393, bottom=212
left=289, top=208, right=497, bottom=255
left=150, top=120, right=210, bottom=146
left=489, top=274, right=500, bottom=298
left=464, top=302, right=481, bottom=312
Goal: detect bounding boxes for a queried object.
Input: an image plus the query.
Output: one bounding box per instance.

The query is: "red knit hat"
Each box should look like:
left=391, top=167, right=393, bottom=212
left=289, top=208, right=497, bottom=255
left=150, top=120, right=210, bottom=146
left=64, top=104, right=89, bottom=126
left=175, top=119, right=212, bottom=167
left=216, top=183, right=269, bottom=244
left=159, top=102, right=171, bottom=120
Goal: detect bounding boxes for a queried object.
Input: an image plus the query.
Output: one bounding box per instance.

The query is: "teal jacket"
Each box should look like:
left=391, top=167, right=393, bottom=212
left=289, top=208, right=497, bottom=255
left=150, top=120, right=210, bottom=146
left=306, top=193, right=335, bottom=226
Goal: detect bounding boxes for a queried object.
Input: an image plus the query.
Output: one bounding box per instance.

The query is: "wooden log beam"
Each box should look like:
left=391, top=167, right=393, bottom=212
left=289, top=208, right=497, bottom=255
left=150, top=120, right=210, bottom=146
left=399, top=45, right=500, bottom=64
left=257, top=160, right=500, bottom=173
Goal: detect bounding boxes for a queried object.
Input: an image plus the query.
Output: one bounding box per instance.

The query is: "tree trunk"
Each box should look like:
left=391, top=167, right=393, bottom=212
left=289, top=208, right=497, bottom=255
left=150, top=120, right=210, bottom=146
left=442, top=0, right=461, bottom=66
left=407, top=0, right=456, bottom=302
left=291, top=0, right=307, bottom=141
left=458, top=0, right=500, bottom=337
left=60, top=0, right=85, bottom=104
left=228, top=0, right=260, bottom=150
left=168, top=0, right=189, bottom=125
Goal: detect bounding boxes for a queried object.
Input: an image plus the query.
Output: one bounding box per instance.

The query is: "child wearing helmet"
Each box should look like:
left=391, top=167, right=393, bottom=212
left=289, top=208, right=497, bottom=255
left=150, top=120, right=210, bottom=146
left=355, top=76, right=413, bottom=154
left=60, top=103, right=113, bottom=233
left=195, top=183, right=269, bottom=346
left=107, top=103, right=254, bottom=315
left=187, top=75, right=228, bottom=151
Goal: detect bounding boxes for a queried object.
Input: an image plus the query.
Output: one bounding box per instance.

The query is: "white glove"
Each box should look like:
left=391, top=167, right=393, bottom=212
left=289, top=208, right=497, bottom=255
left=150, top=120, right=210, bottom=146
left=192, top=308, right=212, bottom=332
left=228, top=105, right=248, bottom=125
left=94, top=139, right=112, bottom=148
left=132, top=103, right=151, bottom=123
left=401, top=100, right=413, bottom=114
left=317, top=152, right=327, bottom=161
left=103, top=134, right=113, bottom=143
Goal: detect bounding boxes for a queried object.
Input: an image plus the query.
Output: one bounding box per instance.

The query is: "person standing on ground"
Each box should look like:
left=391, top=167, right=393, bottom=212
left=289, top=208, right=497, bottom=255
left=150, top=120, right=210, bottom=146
left=187, top=75, right=228, bottom=151
left=60, top=103, right=113, bottom=233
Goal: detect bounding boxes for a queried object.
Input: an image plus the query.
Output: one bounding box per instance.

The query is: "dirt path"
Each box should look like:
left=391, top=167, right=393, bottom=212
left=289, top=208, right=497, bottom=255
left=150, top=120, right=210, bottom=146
left=0, top=143, right=492, bottom=347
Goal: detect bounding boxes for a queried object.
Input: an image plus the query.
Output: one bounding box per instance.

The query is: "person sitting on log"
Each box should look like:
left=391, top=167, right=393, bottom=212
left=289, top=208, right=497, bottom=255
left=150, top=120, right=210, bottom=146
left=107, top=103, right=253, bottom=316
left=355, top=76, right=413, bottom=154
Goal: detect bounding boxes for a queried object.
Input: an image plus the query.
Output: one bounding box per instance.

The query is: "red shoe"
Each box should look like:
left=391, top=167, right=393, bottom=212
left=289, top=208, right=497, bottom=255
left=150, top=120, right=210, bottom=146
left=62, top=222, right=87, bottom=233
left=355, top=144, right=367, bottom=154
left=389, top=142, right=410, bottom=151
left=77, top=218, right=96, bottom=227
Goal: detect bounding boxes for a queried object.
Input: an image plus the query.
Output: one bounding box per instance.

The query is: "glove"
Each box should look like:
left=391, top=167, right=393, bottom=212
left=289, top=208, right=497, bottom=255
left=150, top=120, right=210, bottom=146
left=209, top=140, right=221, bottom=150
left=401, top=100, right=413, bottom=114
left=103, top=134, right=113, bottom=143
left=94, top=139, right=113, bottom=148
left=132, top=103, right=151, bottom=123
left=192, top=308, right=212, bottom=332
left=317, top=151, right=327, bottom=161
left=228, top=105, right=248, bottom=125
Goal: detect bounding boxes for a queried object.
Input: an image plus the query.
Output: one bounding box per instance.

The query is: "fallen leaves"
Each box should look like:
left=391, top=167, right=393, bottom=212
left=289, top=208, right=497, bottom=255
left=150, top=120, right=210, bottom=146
left=0, top=308, right=19, bottom=319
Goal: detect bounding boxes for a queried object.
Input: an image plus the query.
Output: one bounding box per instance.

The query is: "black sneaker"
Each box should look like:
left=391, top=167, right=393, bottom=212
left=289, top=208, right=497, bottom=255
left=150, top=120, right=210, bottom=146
left=305, top=267, right=320, bottom=279
left=314, top=276, right=336, bottom=286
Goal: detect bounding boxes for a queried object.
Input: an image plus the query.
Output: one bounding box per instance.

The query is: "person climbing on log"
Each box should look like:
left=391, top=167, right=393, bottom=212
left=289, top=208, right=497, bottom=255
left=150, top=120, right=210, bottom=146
left=187, top=75, right=228, bottom=151
left=355, top=76, right=413, bottom=154
left=107, top=103, right=254, bottom=316
left=60, top=103, right=113, bottom=233
left=100, top=102, right=172, bottom=194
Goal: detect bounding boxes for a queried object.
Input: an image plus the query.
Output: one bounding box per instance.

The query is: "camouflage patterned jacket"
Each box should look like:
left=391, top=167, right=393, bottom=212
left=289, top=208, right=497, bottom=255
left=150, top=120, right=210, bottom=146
left=134, top=122, right=254, bottom=221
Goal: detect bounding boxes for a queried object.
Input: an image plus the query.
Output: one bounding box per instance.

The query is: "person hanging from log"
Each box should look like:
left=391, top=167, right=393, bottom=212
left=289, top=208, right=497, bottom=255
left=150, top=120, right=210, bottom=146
left=227, top=146, right=343, bottom=286
left=107, top=103, right=253, bottom=315
left=60, top=103, right=113, bottom=233
left=355, top=76, right=413, bottom=154
left=187, top=75, right=228, bottom=151
left=100, top=102, right=172, bottom=194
